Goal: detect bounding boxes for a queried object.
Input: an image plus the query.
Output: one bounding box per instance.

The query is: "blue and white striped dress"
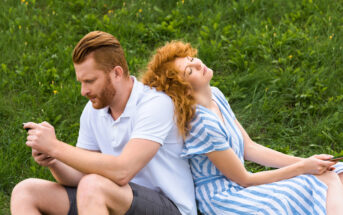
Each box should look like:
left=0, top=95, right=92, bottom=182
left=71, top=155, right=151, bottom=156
left=181, top=87, right=343, bottom=215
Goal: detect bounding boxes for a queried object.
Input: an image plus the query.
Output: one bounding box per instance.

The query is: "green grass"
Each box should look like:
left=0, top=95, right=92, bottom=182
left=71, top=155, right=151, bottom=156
left=1, top=0, right=343, bottom=212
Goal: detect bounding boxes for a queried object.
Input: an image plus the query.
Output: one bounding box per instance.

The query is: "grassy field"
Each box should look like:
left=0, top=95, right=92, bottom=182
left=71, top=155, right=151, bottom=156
left=0, top=0, right=342, bottom=213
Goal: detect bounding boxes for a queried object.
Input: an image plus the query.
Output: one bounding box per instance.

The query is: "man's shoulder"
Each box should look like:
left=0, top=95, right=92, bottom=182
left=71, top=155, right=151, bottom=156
left=137, top=82, right=173, bottom=105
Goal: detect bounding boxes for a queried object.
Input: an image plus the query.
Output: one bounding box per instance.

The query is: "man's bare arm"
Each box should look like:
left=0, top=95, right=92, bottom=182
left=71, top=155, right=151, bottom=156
left=48, top=159, right=85, bottom=186
left=24, top=121, right=161, bottom=186
left=50, top=138, right=160, bottom=186
left=48, top=148, right=100, bottom=186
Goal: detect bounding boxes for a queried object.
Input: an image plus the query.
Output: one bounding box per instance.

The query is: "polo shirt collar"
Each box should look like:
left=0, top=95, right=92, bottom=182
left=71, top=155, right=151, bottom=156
left=121, top=76, right=141, bottom=118
left=99, top=76, right=141, bottom=119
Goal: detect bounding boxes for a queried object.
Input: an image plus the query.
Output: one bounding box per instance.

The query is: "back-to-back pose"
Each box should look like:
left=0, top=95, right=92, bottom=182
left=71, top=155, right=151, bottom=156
left=142, top=41, right=343, bottom=215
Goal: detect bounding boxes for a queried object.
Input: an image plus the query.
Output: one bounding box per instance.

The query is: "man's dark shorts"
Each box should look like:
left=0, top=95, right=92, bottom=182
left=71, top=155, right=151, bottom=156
left=64, top=182, right=182, bottom=215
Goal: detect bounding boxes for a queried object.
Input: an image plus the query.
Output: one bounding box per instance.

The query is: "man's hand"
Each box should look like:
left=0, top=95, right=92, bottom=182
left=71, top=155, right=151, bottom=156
left=32, top=149, right=55, bottom=167
left=23, top=121, right=59, bottom=155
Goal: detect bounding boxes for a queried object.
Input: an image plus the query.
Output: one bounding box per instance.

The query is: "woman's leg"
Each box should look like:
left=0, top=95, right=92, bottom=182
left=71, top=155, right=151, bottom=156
left=316, top=171, right=343, bottom=215
left=338, top=172, right=343, bottom=184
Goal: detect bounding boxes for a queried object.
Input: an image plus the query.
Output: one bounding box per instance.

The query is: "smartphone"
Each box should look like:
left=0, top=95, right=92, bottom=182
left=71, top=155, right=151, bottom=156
left=327, top=155, right=343, bottom=161
left=22, top=123, right=31, bottom=132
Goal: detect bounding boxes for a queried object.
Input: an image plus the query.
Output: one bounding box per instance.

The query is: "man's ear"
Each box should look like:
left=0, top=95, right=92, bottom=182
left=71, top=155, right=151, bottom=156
left=110, top=66, right=124, bottom=79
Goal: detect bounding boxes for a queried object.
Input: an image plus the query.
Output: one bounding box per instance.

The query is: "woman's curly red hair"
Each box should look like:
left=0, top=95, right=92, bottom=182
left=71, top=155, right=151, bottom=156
left=141, top=41, right=198, bottom=138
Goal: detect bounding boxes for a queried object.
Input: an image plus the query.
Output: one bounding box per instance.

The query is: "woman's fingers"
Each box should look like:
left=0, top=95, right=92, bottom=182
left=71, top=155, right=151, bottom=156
left=313, top=154, right=333, bottom=160
left=328, top=166, right=335, bottom=171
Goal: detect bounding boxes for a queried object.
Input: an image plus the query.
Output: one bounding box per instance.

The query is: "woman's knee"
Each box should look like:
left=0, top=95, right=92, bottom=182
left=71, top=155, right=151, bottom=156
left=317, top=171, right=342, bottom=187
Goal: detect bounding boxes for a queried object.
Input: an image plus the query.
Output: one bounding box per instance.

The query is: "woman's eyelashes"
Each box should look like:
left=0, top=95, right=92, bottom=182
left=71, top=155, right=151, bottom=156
left=188, top=68, right=193, bottom=75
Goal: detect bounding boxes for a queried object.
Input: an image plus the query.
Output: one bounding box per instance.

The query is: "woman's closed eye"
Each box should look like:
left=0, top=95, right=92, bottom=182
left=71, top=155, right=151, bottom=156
left=188, top=68, right=193, bottom=75
left=188, top=57, right=195, bottom=75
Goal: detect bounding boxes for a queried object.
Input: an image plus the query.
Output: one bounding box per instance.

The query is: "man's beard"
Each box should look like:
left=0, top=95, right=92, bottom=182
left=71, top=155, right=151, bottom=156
left=91, top=79, right=116, bottom=109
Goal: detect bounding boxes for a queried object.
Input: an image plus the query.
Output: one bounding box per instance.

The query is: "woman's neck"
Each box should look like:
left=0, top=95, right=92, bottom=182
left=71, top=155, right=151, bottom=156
left=194, top=85, right=212, bottom=108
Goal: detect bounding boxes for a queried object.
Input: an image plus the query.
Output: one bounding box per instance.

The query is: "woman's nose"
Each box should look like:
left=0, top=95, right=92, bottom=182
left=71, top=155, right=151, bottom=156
left=194, top=58, right=203, bottom=69
left=195, top=62, right=202, bottom=70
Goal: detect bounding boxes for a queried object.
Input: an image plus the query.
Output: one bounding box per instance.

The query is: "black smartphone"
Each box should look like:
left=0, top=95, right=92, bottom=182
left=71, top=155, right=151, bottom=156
left=327, top=155, right=343, bottom=161
left=23, top=123, right=31, bottom=132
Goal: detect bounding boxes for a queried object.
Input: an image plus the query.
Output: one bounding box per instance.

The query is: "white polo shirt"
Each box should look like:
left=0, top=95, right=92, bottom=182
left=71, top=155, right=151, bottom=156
left=76, top=77, right=197, bottom=215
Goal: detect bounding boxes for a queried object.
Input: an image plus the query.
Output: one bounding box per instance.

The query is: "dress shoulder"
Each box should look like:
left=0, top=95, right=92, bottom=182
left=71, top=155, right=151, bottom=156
left=181, top=106, right=231, bottom=158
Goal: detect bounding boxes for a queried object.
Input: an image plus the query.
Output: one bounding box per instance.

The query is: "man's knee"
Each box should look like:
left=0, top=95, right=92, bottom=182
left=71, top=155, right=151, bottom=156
left=78, top=174, right=108, bottom=193
left=77, top=174, right=132, bottom=210
left=12, top=178, right=40, bottom=201
left=11, top=178, right=71, bottom=215
left=77, top=174, right=109, bottom=203
left=11, top=178, right=46, bottom=211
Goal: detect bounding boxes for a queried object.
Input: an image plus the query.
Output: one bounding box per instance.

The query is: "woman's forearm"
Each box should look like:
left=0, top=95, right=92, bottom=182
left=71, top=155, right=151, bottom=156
left=209, top=148, right=306, bottom=188
left=244, top=141, right=304, bottom=168
left=208, top=148, right=332, bottom=188
left=242, top=161, right=304, bottom=187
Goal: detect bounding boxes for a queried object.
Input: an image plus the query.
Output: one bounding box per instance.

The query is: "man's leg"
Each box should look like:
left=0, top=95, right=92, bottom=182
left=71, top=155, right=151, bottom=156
left=77, top=174, right=133, bottom=215
left=11, top=178, right=71, bottom=215
left=77, top=174, right=181, bottom=215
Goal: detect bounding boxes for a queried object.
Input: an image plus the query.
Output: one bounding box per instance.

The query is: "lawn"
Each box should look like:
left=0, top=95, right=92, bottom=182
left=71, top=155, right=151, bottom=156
left=1, top=0, right=342, bottom=213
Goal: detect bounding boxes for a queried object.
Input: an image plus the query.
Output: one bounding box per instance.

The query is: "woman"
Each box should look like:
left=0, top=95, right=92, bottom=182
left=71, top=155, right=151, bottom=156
left=142, top=41, right=343, bottom=215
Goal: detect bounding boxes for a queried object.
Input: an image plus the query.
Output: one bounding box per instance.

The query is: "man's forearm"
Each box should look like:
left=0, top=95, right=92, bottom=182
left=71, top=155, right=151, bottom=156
left=49, top=140, right=128, bottom=185
left=49, top=159, right=85, bottom=186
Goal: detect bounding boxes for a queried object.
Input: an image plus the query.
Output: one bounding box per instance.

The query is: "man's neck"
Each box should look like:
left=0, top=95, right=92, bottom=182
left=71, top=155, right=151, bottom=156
left=109, top=77, right=134, bottom=120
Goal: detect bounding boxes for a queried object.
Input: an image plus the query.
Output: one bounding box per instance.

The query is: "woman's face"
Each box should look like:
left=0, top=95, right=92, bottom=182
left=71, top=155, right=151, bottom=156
left=174, top=56, right=213, bottom=91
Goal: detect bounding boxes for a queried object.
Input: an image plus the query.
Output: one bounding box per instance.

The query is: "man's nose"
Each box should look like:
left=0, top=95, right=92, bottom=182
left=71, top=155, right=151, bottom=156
left=81, top=84, right=89, bottom=97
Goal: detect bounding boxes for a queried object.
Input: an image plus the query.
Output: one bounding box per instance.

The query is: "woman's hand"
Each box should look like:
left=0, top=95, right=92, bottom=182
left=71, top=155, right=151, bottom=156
left=300, top=154, right=336, bottom=175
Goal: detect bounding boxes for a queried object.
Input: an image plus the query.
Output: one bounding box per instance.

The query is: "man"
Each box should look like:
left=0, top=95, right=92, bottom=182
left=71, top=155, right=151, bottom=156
left=11, top=31, right=197, bottom=215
